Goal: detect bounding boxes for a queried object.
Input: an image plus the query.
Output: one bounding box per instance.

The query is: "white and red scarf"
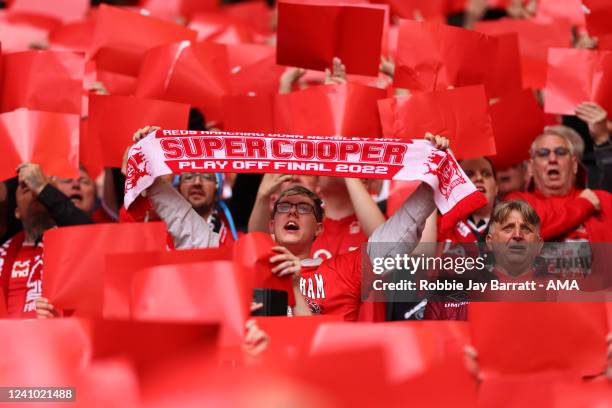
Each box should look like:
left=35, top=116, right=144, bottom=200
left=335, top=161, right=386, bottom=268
left=124, top=130, right=486, bottom=232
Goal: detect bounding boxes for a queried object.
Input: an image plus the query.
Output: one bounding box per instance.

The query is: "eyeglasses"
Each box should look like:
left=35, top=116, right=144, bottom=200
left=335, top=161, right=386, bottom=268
left=52, top=176, right=92, bottom=186
left=533, top=147, right=570, bottom=159
left=180, top=173, right=216, bottom=184
left=275, top=201, right=315, bottom=215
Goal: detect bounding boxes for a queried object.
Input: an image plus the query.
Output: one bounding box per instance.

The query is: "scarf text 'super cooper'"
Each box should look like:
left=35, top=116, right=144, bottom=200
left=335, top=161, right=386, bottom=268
left=124, top=130, right=487, bottom=232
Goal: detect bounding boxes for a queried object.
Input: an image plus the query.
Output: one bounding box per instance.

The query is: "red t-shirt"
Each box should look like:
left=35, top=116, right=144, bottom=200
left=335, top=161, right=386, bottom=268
left=310, top=214, right=366, bottom=260
left=299, top=250, right=371, bottom=321
left=5, top=242, right=43, bottom=318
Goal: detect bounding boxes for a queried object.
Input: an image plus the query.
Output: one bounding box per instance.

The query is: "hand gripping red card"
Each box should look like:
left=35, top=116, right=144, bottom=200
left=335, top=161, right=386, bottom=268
left=43, top=222, right=168, bottom=316
left=475, top=18, right=572, bottom=89
left=234, top=232, right=294, bottom=306
left=129, top=261, right=248, bottom=348
left=275, top=82, right=385, bottom=138
left=377, top=85, right=496, bottom=160
left=8, top=0, right=90, bottom=24
left=0, top=108, right=79, bottom=180
left=544, top=48, right=612, bottom=115
left=88, top=94, right=190, bottom=168
left=489, top=90, right=545, bottom=169
left=103, top=247, right=233, bottom=319
left=1, top=50, right=84, bottom=114
left=88, top=4, right=197, bottom=77
left=276, top=1, right=386, bottom=76
left=136, top=41, right=229, bottom=124
left=583, top=0, right=612, bottom=37
left=394, top=21, right=498, bottom=93
left=469, top=302, right=609, bottom=376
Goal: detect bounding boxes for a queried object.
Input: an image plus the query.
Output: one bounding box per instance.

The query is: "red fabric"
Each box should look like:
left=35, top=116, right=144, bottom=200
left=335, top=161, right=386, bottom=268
left=0, top=232, right=43, bottom=318
left=394, top=21, right=498, bottom=92
left=275, top=83, right=385, bottom=138
left=88, top=4, right=197, bottom=76
left=469, top=302, right=609, bottom=376
left=378, top=85, right=496, bottom=160
left=544, top=48, right=612, bottom=115
left=504, top=189, right=612, bottom=242
left=276, top=1, right=386, bottom=76
left=88, top=94, right=190, bottom=168
left=1, top=50, right=84, bottom=114
left=299, top=250, right=367, bottom=321
left=91, top=207, right=116, bottom=224
left=136, top=41, right=229, bottom=124
left=489, top=90, right=546, bottom=169
left=0, top=108, right=80, bottom=181
left=42, top=222, right=168, bottom=315
left=475, top=18, right=572, bottom=89
left=583, top=0, right=612, bottom=37
left=310, top=214, right=365, bottom=261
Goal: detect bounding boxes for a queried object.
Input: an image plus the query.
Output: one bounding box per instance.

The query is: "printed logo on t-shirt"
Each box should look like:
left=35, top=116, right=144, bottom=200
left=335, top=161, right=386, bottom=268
left=312, top=249, right=333, bottom=260
left=349, top=221, right=361, bottom=235
left=299, top=273, right=325, bottom=300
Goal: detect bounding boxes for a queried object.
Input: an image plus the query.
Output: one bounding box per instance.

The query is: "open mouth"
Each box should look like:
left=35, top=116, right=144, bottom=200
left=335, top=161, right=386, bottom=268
left=475, top=185, right=486, bottom=193
left=284, top=221, right=300, bottom=231
left=69, top=193, right=83, bottom=203
left=508, top=244, right=527, bottom=252
left=547, top=169, right=561, bottom=179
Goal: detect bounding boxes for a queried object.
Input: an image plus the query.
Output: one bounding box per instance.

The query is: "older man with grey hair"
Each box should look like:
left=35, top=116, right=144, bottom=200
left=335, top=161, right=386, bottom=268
left=505, top=128, right=611, bottom=242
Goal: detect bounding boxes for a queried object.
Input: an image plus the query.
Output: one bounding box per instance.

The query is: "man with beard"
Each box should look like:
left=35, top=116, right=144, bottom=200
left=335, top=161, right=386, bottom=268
left=505, top=129, right=611, bottom=242
left=1, top=164, right=92, bottom=317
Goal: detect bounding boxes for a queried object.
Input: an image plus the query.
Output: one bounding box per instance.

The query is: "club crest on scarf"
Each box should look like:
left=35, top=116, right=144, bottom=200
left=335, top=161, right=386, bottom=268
left=125, top=146, right=151, bottom=192
left=424, top=150, right=466, bottom=199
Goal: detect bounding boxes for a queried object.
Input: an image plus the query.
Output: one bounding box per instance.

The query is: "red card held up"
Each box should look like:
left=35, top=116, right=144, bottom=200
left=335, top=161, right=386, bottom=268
left=130, top=261, right=248, bottom=348
left=1, top=50, right=84, bottom=114
left=136, top=41, right=229, bottom=124
left=469, top=302, right=609, bottom=376
left=484, top=33, right=523, bottom=98
left=583, top=0, right=612, bottom=37
left=188, top=12, right=256, bottom=44
left=0, top=11, right=52, bottom=52
left=377, top=85, right=496, bottom=160
left=276, top=1, right=386, bottom=76
left=544, top=48, right=612, bottom=115
left=0, top=108, right=79, bottom=181
left=8, top=0, right=90, bottom=23
left=371, top=0, right=446, bottom=21
left=275, top=82, right=385, bottom=138
left=139, top=0, right=219, bottom=19
left=475, top=18, right=572, bottom=89
left=489, top=90, right=545, bottom=169
left=394, top=20, right=498, bottom=93
left=535, top=0, right=585, bottom=27
left=88, top=94, right=190, bottom=168
left=48, top=20, right=95, bottom=53
left=222, top=94, right=274, bottom=133
left=88, top=4, right=197, bottom=76
left=42, top=222, right=168, bottom=316
left=234, top=232, right=294, bottom=305
left=103, top=247, right=232, bottom=319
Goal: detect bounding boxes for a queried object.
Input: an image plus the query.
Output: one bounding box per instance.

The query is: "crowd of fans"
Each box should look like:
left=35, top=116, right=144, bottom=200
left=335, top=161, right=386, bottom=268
left=1, top=0, right=612, bottom=405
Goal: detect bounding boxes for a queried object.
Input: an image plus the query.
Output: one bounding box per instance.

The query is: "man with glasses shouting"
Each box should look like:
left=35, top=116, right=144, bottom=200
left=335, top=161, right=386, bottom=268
left=505, top=128, right=612, bottom=243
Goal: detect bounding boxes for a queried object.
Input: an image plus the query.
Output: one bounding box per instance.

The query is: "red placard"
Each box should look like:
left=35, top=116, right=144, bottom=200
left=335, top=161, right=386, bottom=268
left=469, top=302, right=609, bottom=376
left=43, top=222, right=168, bottom=315
left=535, top=0, right=586, bottom=27
left=394, top=21, right=498, bottom=93
left=583, top=0, right=612, bottom=37
left=489, top=90, right=545, bottom=169
left=377, top=85, right=496, bottom=160
left=0, top=108, right=79, bottom=180
left=222, top=94, right=275, bottom=134
left=276, top=1, right=386, bottom=76
left=0, top=11, right=55, bottom=52
left=139, top=0, right=219, bottom=19
left=544, top=48, right=612, bottom=115
left=9, top=0, right=90, bottom=23
left=88, top=4, right=197, bottom=76
left=88, top=94, right=189, bottom=168
left=1, top=50, right=84, bottom=114
left=475, top=18, right=572, bottom=89
left=484, top=33, right=523, bottom=98
left=136, top=41, right=229, bottom=124
left=275, top=83, right=385, bottom=138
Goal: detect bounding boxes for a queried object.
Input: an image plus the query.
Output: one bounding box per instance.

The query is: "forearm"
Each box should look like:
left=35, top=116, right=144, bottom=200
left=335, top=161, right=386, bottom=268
left=247, top=194, right=272, bottom=233
left=37, top=184, right=93, bottom=226
left=147, top=178, right=219, bottom=249
left=344, top=178, right=385, bottom=237
left=367, top=183, right=435, bottom=262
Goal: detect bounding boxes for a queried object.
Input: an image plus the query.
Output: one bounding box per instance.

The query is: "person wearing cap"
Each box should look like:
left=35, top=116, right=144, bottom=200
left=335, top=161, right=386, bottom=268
left=504, top=128, right=612, bottom=242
